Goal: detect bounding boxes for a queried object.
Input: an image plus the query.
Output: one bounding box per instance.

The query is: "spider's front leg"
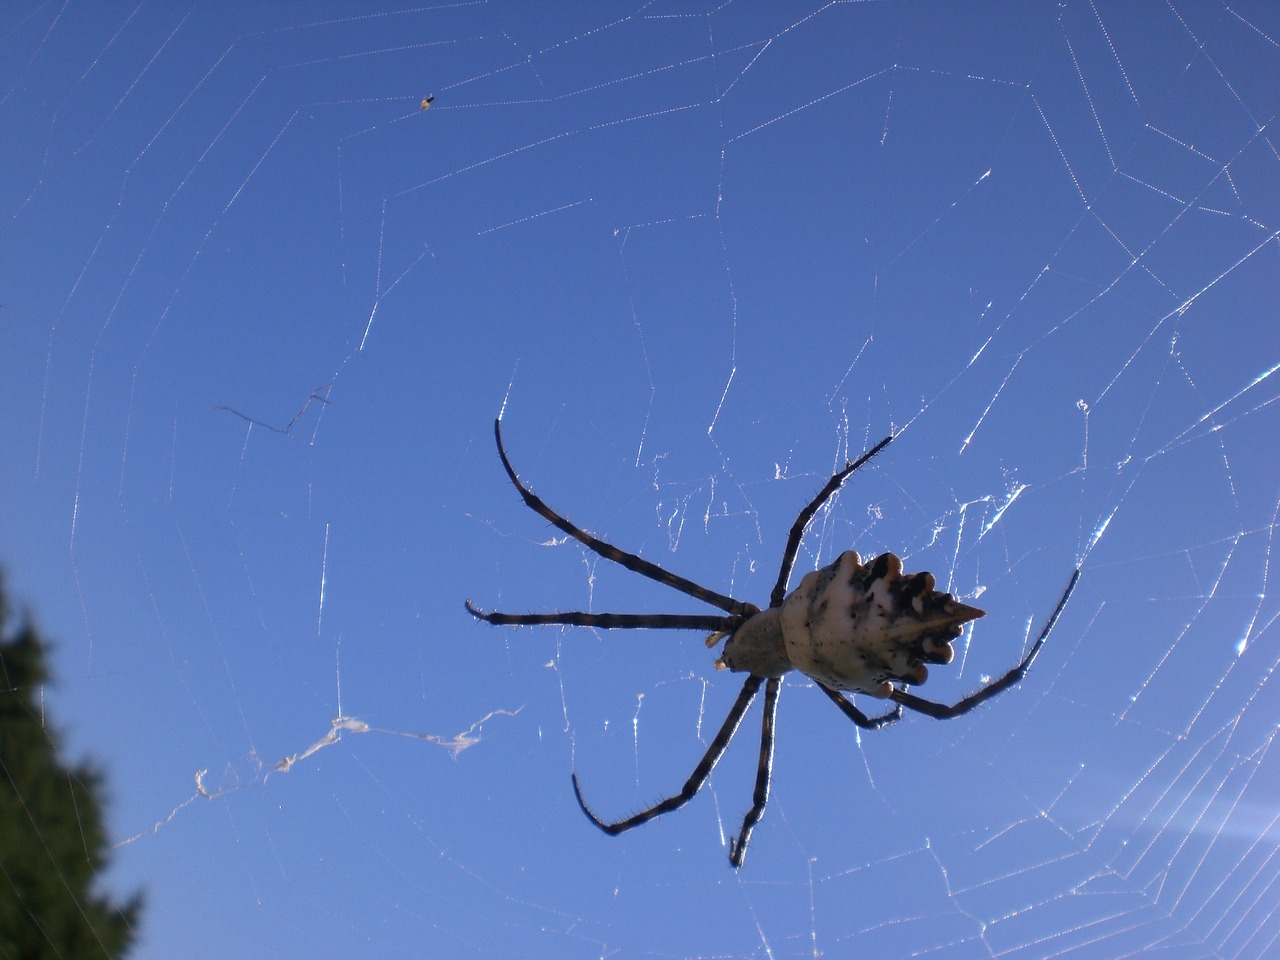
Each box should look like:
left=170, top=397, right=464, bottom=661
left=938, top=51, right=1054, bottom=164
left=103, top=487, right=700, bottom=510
left=571, top=675, right=765, bottom=848
left=464, top=601, right=736, bottom=633
left=486, top=418, right=754, bottom=618
left=728, top=676, right=780, bottom=867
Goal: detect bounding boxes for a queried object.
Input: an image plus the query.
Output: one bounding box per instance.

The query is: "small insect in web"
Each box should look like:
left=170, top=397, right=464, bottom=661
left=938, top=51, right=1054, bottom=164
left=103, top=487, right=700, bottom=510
left=466, top=419, right=1080, bottom=867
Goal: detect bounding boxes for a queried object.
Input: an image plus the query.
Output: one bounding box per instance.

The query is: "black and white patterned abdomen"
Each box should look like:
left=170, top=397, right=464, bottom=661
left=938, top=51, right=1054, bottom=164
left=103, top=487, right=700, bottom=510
left=780, top=551, right=984, bottom=697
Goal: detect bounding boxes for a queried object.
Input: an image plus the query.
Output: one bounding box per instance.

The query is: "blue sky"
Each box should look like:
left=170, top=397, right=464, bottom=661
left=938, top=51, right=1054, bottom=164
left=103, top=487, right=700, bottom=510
left=3, top=2, right=1279, bottom=958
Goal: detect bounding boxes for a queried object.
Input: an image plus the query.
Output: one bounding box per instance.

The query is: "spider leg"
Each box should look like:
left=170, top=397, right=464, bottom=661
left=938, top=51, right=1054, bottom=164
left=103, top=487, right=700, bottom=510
left=492, top=419, right=752, bottom=617
left=891, top=568, right=1081, bottom=720
left=816, top=681, right=903, bottom=730
left=729, top=676, right=780, bottom=868
left=769, top=435, right=894, bottom=608
left=464, top=600, right=739, bottom=633
left=572, top=675, right=764, bottom=841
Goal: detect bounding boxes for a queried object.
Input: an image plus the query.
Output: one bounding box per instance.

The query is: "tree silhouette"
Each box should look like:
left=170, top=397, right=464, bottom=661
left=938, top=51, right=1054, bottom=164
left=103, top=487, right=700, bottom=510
left=0, top=574, right=142, bottom=958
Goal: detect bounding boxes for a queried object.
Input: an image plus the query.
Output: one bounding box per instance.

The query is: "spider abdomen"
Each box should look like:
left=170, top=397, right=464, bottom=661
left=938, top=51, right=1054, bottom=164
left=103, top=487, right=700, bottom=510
left=779, top=551, right=984, bottom=698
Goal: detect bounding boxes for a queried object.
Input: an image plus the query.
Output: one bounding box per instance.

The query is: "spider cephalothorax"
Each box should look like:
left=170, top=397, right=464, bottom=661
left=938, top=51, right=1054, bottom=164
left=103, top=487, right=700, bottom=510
left=467, top=419, right=1078, bottom=867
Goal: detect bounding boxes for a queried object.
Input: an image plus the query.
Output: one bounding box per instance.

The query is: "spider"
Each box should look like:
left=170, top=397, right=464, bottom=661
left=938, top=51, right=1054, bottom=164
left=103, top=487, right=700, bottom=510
left=466, top=419, right=1080, bottom=867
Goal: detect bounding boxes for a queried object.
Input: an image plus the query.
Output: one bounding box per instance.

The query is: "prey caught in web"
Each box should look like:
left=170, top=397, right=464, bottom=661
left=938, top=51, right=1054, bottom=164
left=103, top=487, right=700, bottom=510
left=467, top=419, right=1080, bottom=867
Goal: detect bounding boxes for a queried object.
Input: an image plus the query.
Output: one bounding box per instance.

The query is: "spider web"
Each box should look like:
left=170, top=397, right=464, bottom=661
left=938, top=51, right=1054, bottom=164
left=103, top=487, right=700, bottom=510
left=2, top=2, right=1278, bottom=957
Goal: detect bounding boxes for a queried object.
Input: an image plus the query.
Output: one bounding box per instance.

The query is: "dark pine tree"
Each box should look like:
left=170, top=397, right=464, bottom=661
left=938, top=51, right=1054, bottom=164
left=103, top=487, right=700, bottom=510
left=0, top=575, right=142, bottom=958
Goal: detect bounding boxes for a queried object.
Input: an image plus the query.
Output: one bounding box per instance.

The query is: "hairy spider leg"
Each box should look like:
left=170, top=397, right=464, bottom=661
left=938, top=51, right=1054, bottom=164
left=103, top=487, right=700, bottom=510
left=730, top=679, right=903, bottom=866
left=890, top=568, right=1081, bottom=719
left=573, top=675, right=764, bottom=837
left=817, top=681, right=902, bottom=729
left=491, top=419, right=753, bottom=617
left=463, top=602, right=736, bottom=633
left=769, top=435, right=894, bottom=609
left=729, top=676, right=780, bottom=867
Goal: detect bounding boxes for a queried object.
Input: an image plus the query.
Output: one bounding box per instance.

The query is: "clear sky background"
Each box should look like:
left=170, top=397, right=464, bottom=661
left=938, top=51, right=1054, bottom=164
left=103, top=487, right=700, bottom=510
left=2, top=2, right=1278, bottom=958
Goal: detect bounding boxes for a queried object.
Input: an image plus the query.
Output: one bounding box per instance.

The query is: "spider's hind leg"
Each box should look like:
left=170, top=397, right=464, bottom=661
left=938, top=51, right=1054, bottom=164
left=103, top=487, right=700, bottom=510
left=890, top=568, right=1081, bottom=720
left=769, top=435, right=894, bottom=608
left=817, top=682, right=902, bottom=730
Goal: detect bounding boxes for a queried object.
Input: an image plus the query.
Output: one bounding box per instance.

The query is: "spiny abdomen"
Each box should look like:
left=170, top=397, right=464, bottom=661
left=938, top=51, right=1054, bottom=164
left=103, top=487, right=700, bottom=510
left=780, top=551, right=984, bottom=697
